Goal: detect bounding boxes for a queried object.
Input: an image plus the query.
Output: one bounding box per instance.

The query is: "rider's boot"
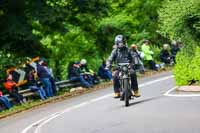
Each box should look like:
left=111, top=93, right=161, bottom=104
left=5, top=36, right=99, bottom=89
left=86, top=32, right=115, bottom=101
left=114, top=92, right=120, bottom=98
left=132, top=90, right=141, bottom=97
left=120, top=92, right=124, bottom=101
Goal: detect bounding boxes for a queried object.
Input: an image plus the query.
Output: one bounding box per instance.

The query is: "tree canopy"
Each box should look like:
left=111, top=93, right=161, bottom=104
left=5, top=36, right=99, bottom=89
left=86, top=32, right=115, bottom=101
left=159, top=0, right=200, bottom=85
left=1, top=0, right=199, bottom=83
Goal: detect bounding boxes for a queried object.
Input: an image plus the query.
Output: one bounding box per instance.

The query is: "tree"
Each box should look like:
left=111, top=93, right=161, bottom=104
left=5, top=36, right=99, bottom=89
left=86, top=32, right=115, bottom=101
left=0, top=0, right=166, bottom=79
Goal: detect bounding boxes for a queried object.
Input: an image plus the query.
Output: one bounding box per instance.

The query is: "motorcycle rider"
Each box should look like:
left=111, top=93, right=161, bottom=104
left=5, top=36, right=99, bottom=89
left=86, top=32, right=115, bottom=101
left=106, top=35, right=141, bottom=98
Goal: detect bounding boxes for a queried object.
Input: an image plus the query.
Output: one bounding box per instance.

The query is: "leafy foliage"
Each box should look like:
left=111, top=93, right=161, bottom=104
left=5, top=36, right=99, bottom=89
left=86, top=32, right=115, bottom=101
left=174, top=47, right=200, bottom=85
left=159, top=0, right=200, bottom=85
left=159, top=0, right=200, bottom=46
left=96, top=14, right=137, bottom=58
left=0, top=0, right=169, bottom=80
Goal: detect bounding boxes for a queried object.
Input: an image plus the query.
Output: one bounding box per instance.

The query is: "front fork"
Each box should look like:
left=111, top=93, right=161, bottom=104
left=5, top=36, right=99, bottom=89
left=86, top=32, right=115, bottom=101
left=120, top=74, right=131, bottom=97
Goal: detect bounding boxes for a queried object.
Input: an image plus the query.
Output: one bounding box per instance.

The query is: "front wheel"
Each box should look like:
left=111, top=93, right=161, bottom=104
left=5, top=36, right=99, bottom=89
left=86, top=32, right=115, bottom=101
left=124, top=79, right=130, bottom=107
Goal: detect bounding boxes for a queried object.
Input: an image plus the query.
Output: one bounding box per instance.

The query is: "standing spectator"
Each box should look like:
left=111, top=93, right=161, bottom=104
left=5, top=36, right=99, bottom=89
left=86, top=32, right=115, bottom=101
left=171, top=40, right=180, bottom=63
left=98, top=60, right=112, bottom=80
left=130, top=44, right=145, bottom=74
left=37, top=58, right=53, bottom=97
left=28, top=69, right=47, bottom=100
left=42, top=62, right=57, bottom=95
left=0, top=90, right=12, bottom=110
left=67, top=62, right=77, bottom=80
left=160, top=44, right=173, bottom=65
left=68, top=62, right=93, bottom=88
left=141, top=40, right=158, bottom=71
left=4, top=74, right=25, bottom=104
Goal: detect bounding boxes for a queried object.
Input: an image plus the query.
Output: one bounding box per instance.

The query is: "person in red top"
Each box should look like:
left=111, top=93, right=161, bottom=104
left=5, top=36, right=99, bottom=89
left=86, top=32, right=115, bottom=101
left=0, top=90, right=12, bottom=110
left=4, top=74, right=25, bottom=104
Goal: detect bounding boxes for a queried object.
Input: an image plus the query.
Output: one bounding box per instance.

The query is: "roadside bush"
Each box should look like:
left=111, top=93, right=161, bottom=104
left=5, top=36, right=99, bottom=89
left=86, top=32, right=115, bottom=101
left=173, top=51, right=192, bottom=85
left=189, top=47, right=200, bottom=84
left=174, top=47, right=200, bottom=85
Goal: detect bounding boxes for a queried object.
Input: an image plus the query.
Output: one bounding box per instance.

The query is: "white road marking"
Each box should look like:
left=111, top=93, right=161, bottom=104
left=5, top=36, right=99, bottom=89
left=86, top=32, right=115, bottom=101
left=164, top=86, right=178, bottom=96
left=90, top=94, right=113, bottom=102
left=164, top=86, right=200, bottom=97
left=21, top=75, right=173, bottom=133
left=139, top=76, right=174, bottom=88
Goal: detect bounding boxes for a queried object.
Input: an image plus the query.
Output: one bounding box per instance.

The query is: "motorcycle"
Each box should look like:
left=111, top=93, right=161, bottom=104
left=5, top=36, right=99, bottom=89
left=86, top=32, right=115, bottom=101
left=118, top=63, right=132, bottom=107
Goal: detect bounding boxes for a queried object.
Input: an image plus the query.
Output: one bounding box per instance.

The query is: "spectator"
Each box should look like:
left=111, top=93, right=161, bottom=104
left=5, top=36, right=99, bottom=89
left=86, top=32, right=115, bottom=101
left=130, top=44, right=145, bottom=74
left=160, top=44, right=173, bottom=65
left=4, top=74, right=25, bottom=104
left=98, top=60, right=112, bottom=80
left=80, top=59, right=99, bottom=84
left=171, top=40, right=180, bottom=63
left=42, top=62, right=57, bottom=95
left=67, top=62, right=77, bottom=80
left=37, top=58, right=53, bottom=97
left=28, top=69, right=47, bottom=100
left=141, top=40, right=158, bottom=71
left=0, top=90, right=12, bottom=110
left=68, top=61, right=93, bottom=88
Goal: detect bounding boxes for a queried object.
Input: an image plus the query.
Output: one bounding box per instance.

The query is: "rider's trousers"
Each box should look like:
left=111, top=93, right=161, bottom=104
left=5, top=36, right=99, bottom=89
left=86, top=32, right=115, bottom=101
left=112, top=69, right=139, bottom=93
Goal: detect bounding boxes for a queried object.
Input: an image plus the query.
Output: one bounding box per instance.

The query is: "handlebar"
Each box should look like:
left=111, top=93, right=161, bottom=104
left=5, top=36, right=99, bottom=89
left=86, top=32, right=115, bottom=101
left=106, top=63, right=130, bottom=71
left=117, top=63, right=130, bottom=66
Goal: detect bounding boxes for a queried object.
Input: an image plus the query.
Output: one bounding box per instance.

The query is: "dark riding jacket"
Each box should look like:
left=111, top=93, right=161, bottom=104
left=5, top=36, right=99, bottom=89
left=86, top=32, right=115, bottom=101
left=106, top=46, right=133, bottom=68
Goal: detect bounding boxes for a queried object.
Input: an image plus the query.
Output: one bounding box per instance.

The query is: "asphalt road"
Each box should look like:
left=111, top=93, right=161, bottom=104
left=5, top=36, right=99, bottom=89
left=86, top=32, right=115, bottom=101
left=1, top=71, right=200, bottom=133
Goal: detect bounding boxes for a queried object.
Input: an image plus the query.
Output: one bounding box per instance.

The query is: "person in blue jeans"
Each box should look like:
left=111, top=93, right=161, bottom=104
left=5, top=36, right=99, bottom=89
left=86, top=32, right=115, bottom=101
left=28, top=70, right=47, bottom=100
left=37, top=59, right=53, bottom=97
left=98, top=60, right=112, bottom=80
left=0, top=91, right=12, bottom=110
left=42, top=62, right=57, bottom=95
left=68, top=62, right=93, bottom=88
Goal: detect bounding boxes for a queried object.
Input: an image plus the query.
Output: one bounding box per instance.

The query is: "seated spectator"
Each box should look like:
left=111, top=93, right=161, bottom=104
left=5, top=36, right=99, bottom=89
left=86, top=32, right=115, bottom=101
left=28, top=69, right=47, bottom=100
left=0, top=90, right=12, bottom=110
left=141, top=40, right=158, bottom=71
left=37, top=58, right=53, bottom=97
left=68, top=61, right=93, bottom=88
left=4, top=74, right=25, bottom=104
left=98, top=60, right=112, bottom=80
left=80, top=59, right=100, bottom=84
left=130, top=44, right=145, bottom=74
left=160, top=44, right=173, bottom=65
